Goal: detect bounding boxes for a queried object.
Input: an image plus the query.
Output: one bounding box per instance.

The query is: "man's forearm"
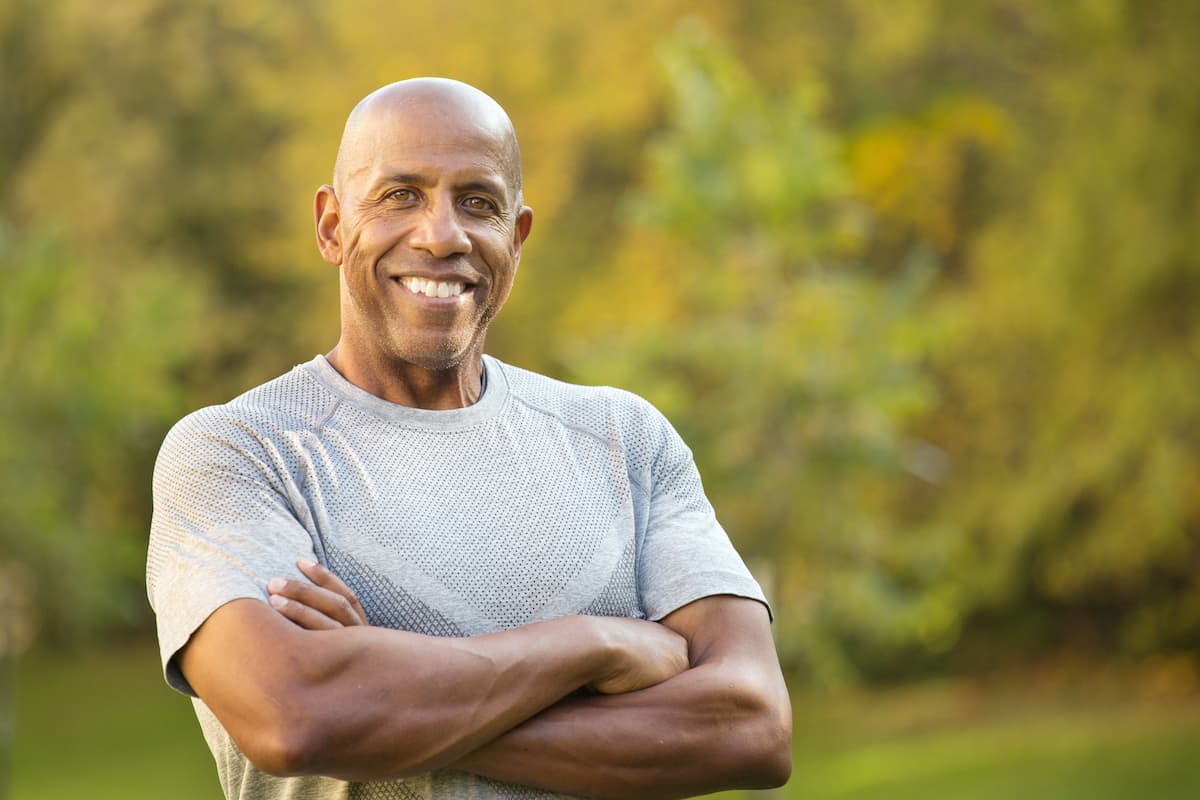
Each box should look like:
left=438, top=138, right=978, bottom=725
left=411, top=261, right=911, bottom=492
left=454, top=598, right=793, bottom=799
left=260, top=567, right=791, bottom=795
left=180, top=599, right=686, bottom=781
left=455, top=662, right=790, bottom=798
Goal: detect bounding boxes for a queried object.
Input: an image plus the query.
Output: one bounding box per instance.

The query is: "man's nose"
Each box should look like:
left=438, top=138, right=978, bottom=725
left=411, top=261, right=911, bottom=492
left=408, top=200, right=471, bottom=258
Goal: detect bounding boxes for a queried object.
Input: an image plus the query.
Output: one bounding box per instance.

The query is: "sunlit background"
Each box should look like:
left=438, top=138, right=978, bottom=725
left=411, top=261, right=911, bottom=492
left=2, top=1, right=1198, bottom=797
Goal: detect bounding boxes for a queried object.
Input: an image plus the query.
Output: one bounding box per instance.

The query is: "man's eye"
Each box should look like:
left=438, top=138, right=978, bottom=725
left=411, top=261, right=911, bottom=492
left=388, top=189, right=417, bottom=202
left=464, top=196, right=497, bottom=213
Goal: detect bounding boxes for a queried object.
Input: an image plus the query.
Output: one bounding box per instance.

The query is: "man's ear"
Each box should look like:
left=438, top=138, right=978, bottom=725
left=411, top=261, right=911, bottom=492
left=512, top=205, right=533, bottom=263
left=314, top=185, right=343, bottom=266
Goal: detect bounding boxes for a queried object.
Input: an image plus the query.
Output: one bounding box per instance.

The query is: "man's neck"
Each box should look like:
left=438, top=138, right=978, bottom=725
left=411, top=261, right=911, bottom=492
left=324, top=345, right=485, bottom=410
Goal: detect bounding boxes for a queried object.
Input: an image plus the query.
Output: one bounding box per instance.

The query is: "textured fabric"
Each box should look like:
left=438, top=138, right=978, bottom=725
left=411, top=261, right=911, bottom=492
left=147, top=354, right=767, bottom=800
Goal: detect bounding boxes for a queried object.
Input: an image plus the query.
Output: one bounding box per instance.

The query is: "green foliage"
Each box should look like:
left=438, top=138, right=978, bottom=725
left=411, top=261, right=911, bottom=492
left=561, top=22, right=944, bottom=682
left=916, top=0, right=1200, bottom=662
left=2, top=0, right=1196, bottom=682
left=0, top=226, right=208, bottom=640
left=0, top=0, right=317, bottom=641
left=565, top=6, right=1200, bottom=680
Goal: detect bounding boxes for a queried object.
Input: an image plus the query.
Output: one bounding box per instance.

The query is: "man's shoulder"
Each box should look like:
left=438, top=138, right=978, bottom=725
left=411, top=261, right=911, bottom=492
left=162, top=359, right=335, bottom=449
left=493, top=357, right=673, bottom=442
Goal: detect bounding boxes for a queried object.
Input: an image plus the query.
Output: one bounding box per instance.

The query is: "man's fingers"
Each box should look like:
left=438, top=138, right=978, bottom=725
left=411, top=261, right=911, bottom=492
left=268, top=593, right=343, bottom=630
left=266, top=574, right=367, bottom=628
left=297, top=558, right=370, bottom=624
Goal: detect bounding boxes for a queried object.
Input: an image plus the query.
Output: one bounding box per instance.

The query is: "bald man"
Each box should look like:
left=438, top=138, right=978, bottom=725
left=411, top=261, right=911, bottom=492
left=147, top=78, right=791, bottom=800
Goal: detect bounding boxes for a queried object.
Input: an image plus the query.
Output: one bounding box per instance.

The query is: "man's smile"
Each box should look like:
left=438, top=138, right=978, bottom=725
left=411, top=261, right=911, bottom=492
left=396, top=275, right=469, bottom=299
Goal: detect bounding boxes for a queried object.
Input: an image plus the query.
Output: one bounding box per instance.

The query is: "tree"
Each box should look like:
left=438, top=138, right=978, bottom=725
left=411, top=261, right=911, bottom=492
left=559, top=21, right=944, bottom=681
left=0, top=0, right=319, bottom=641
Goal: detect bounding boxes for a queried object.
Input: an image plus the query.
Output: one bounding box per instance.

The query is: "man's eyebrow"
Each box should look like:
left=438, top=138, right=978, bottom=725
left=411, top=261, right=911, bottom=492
left=368, top=173, right=433, bottom=192
left=457, top=178, right=506, bottom=197
left=367, top=172, right=508, bottom=199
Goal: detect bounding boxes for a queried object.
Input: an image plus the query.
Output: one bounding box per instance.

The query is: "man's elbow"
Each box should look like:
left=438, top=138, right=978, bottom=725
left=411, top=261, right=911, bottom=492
left=238, top=706, right=327, bottom=777
left=726, top=676, right=792, bottom=789
left=220, top=671, right=337, bottom=777
left=757, top=731, right=793, bottom=788
left=746, top=696, right=792, bottom=788
left=231, top=683, right=432, bottom=781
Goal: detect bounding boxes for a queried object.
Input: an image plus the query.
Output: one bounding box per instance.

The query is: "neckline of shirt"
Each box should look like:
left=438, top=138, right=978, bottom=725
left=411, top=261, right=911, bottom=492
left=303, top=354, right=509, bottom=430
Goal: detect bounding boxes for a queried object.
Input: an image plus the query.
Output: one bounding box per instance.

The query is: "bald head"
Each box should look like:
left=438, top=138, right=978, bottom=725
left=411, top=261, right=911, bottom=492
left=332, top=78, right=522, bottom=205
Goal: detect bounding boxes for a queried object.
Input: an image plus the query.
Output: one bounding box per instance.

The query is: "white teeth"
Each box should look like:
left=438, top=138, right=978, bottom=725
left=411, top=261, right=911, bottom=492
left=399, top=277, right=466, bottom=298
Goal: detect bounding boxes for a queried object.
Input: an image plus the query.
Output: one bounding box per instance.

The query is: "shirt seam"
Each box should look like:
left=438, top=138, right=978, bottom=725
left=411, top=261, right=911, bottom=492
left=497, top=366, right=654, bottom=499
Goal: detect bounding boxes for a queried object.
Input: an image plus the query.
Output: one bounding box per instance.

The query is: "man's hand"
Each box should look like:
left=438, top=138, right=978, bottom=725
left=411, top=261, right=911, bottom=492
left=268, top=559, right=368, bottom=629
left=267, top=559, right=689, bottom=695
left=586, top=619, right=688, bottom=695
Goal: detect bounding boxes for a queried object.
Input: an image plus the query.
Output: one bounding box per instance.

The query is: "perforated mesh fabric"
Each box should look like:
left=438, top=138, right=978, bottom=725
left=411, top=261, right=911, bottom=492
left=148, top=355, right=766, bottom=800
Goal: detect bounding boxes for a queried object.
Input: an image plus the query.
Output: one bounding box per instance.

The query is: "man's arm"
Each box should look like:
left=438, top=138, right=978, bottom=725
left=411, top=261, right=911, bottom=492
left=272, top=564, right=792, bottom=798
left=178, top=594, right=688, bottom=781
left=454, top=595, right=792, bottom=798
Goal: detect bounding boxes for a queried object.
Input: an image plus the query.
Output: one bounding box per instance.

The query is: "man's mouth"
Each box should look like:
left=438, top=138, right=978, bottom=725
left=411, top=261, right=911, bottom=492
left=397, top=276, right=468, bottom=298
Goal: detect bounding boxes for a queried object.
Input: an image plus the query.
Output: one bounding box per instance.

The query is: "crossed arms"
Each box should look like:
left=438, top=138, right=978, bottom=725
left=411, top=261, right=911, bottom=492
left=179, top=561, right=792, bottom=798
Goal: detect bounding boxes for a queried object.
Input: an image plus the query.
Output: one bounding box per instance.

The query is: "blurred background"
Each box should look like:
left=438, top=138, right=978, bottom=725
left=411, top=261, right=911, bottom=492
left=2, top=0, right=1198, bottom=797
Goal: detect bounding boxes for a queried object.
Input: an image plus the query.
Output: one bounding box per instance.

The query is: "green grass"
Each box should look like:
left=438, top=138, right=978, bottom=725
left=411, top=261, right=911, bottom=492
left=767, top=675, right=1200, bottom=800
left=8, top=640, right=1200, bottom=799
left=9, top=638, right=219, bottom=800
left=782, top=696, right=1200, bottom=799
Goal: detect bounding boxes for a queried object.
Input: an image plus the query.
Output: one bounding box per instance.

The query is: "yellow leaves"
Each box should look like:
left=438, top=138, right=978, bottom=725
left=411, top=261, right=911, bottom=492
left=850, top=98, right=1013, bottom=251
left=558, top=226, right=687, bottom=337
left=842, top=0, right=944, bottom=68
left=740, top=147, right=788, bottom=209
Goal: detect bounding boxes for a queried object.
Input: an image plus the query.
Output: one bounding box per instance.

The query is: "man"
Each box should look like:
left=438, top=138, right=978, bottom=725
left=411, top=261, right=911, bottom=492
left=147, top=77, right=791, bottom=799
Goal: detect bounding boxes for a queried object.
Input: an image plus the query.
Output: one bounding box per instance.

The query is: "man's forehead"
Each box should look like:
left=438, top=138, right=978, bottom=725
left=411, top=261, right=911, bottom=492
left=334, top=78, right=521, bottom=195
left=364, top=104, right=509, bottom=154
left=349, top=125, right=514, bottom=194
left=367, top=97, right=505, bottom=138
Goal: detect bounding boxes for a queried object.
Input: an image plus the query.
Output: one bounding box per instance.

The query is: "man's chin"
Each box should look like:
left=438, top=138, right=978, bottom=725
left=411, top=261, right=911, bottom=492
left=400, top=354, right=468, bottom=372
left=386, top=341, right=479, bottom=373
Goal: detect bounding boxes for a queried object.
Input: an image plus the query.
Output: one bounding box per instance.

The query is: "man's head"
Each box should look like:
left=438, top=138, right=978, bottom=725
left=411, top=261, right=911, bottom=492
left=332, top=79, right=524, bottom=208
left=315, top=78, right=533, bottom=376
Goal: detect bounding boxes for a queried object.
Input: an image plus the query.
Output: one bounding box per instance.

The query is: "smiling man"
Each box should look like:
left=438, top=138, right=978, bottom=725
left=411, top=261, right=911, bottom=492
left=147, top=78, right=791, bottom=800
left=320, top=81, right=529, bottom=406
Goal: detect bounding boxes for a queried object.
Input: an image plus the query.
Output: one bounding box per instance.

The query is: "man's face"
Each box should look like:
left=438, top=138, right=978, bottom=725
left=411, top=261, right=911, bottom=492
left=330, top=99, right=531, bottom=371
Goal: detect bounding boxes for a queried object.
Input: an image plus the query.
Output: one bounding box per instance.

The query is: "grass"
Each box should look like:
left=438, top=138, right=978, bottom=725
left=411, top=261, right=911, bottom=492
left=779, top=682, right=1200, bottom=800
left=9, top=637, right=219, bottom=800
left=7, top=639, right=1200, bottom=799
left=768, top=658, right=1200, bottom=800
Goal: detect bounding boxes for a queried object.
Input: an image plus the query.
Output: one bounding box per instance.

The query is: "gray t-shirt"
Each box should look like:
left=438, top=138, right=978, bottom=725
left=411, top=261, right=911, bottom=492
left=147, top=354, right=767, bottom=800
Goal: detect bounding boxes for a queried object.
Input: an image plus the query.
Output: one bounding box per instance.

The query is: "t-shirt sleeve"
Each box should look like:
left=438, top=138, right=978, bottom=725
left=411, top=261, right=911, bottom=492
left=631, top=400, right=770, bottom=621
left=146, top=406, right=319, bottom=696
